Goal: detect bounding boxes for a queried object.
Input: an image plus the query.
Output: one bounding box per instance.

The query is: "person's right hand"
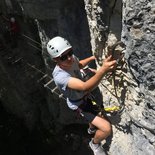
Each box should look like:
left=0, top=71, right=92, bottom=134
left=101, top=55, right=116, bottom=73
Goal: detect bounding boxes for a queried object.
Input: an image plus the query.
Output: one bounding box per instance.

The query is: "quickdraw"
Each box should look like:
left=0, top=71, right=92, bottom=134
left=106, top=41, right=126, bottom=115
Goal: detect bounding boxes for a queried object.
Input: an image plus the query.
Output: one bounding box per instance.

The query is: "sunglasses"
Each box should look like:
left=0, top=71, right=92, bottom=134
left=59, top=50, right=73, bottom=61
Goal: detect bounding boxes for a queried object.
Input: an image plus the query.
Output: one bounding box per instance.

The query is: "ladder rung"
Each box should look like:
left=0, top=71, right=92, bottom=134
left=12, top=57, right=23, bottom=64
left=51, top=86, right=58, bottom=93
left=37, top=74, right=48, bottom=82
left=44, top=79, right=54, bottom=87
left=59, top=94, right=64, bottom=98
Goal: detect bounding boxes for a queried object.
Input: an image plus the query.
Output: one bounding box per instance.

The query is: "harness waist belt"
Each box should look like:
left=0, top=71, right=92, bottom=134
left=69, top=94, right=93, bottom=103
left=69, top=98, right=83, bottom=102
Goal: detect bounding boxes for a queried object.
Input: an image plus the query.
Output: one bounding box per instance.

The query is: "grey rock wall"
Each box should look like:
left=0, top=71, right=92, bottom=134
left=84, top=0, right=110, bottom=63
left=120, top=0, right=155, bottom=154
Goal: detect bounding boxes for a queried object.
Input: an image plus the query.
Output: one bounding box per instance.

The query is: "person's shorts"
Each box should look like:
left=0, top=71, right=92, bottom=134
left=77, top=98, right=100, bottom=123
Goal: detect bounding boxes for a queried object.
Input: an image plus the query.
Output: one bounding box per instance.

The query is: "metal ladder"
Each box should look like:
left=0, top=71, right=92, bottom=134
left=27, top=63, right=66, bottom=100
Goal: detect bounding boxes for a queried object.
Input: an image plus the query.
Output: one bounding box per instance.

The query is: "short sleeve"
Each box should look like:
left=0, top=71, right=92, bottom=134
left=53, top=69, right=71, bottom=91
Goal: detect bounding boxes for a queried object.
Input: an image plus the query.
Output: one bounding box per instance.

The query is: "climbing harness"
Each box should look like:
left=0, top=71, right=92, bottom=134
left=88, top=94, right=123, bottom=116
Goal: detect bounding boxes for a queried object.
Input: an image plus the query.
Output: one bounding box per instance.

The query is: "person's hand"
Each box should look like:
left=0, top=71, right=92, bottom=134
left=101, top=55, right=116, bottom=73
left=92, top=55, right=96, bottom=59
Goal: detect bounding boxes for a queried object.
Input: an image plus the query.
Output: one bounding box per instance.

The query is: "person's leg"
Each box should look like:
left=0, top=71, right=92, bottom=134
left=78, top=107, right=110, bottom=154
left=80, top=98, right=111, bottom=138
left=91, top=116, right=111, bottom=144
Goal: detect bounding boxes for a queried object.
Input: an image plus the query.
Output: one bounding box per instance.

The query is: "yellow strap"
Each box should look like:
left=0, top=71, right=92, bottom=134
left=91, top=100, right=120, bottom=112
left=104, top=106, right=120, bottom=112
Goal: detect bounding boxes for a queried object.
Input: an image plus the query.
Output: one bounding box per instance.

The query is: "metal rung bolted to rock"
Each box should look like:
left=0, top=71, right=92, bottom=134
left=51, top=86, right=58, bottom=93
left=37, top=74, right=48, bottom=83
left=12, top=57, right=23, bottom=64
left=59, top=94, right=64, bottom=99
left=44, top=79, right=54, bottom=87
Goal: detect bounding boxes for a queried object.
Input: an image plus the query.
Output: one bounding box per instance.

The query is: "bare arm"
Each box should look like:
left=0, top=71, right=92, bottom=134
left=68, top=55, right=116, bottom=92
left=79, top=56, right=95, bottom=68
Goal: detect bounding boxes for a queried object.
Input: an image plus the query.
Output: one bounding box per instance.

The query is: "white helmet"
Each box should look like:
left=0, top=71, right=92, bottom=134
left=10, top=17, right=15, bottom=23
left=47, top=36, right=72, bottom=58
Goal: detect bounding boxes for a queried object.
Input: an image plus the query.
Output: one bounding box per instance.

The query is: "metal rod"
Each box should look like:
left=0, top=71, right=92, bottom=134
left=37, top=74, right=48, bottom=83
left=51, top=86, right=58, bottom=93
left=46, top=85, right=66, bottom=100
left=44, top=79, right=54, bottom=87
left=27, top=63, right=46, bottom=75
left=59, top=94, right=65, bottom=99
left=27, top=42, right=42, bottom=52
left=12, top=57, right=23, bottom=64
left=22, top=34, right=41, bottom=46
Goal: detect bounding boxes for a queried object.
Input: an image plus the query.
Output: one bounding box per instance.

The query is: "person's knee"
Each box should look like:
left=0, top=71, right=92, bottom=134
left=104, top=122, right=112, bottom=136
left=100, top=119, right=112, bottom=136
left=92, top=116, right=112, bottom=136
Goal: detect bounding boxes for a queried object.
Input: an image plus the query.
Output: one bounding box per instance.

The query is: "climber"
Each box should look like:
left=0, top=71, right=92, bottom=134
left=47, top=36, right=116, bottom=155
left=9, top=17, right=20, bottom=48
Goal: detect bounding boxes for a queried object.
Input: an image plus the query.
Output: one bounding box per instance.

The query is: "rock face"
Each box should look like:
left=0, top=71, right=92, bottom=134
left=119, top=0, right=155, bottom=154
left=0, top=0, right=155, bottom=154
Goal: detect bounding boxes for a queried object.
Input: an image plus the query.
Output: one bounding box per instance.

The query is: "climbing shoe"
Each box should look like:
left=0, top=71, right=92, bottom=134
left=89, top=139, right=106, bottom=155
